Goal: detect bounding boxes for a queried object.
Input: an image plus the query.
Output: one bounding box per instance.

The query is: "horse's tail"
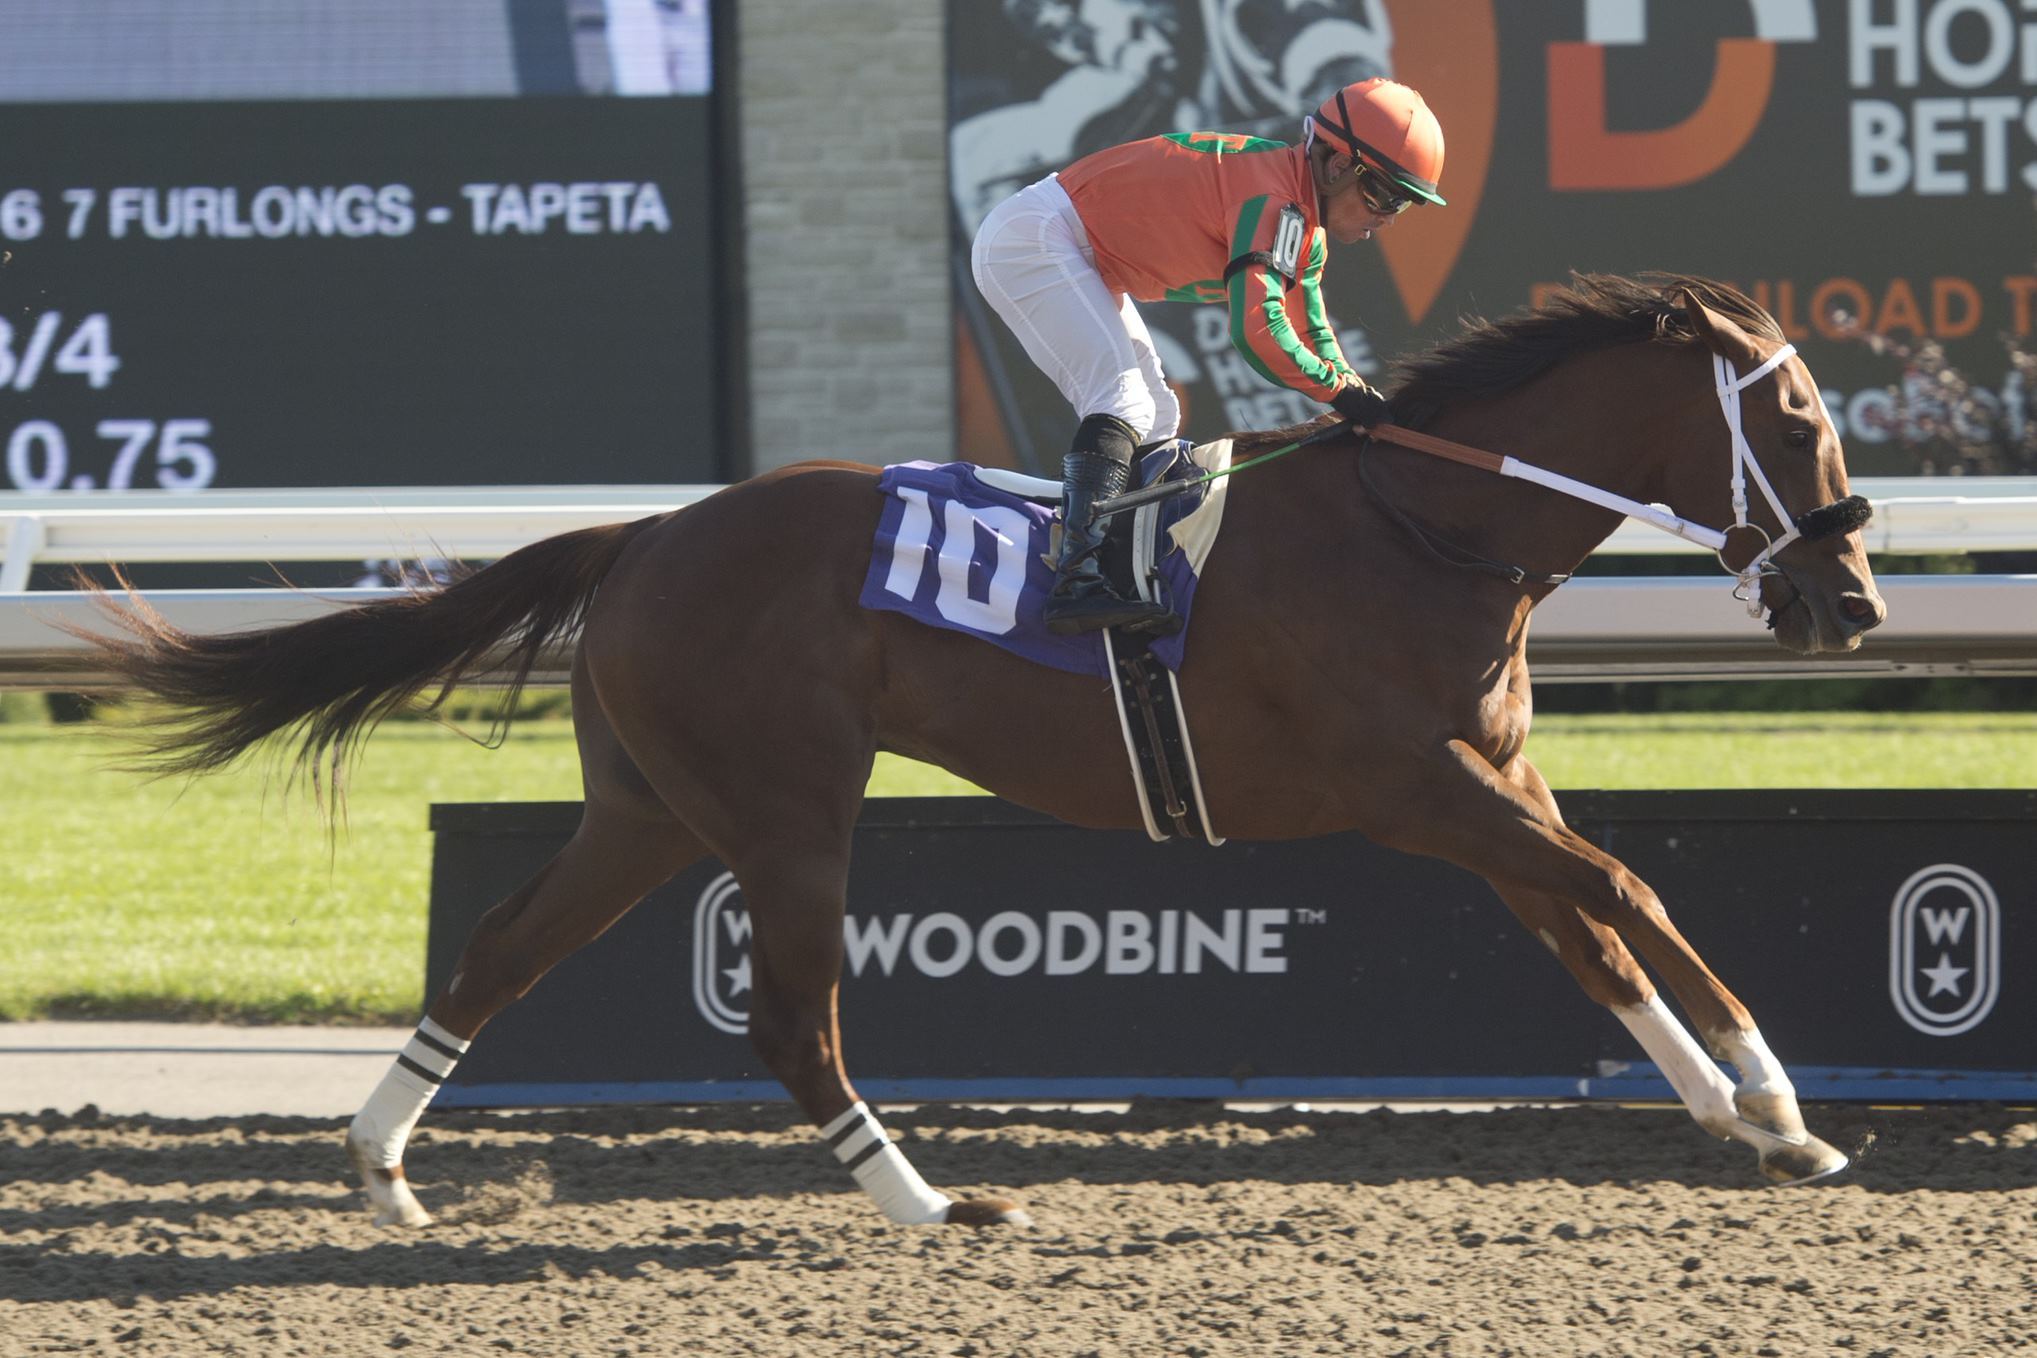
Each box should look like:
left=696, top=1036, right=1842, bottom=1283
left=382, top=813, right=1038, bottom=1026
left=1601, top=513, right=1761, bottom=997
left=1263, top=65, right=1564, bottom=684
left=75, top=513, right=665, bottom=794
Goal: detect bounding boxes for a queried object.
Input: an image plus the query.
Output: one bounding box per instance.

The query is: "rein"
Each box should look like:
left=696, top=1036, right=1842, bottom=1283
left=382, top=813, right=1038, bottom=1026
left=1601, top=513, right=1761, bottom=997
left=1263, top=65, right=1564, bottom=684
left=1357, top=453, right=1569, bottom=587
left=1089, top=342, right=1870, bottom=618
left=1090, top=420, right=1351, bottom=522
left=1368, top=342, right=1871, bottom=616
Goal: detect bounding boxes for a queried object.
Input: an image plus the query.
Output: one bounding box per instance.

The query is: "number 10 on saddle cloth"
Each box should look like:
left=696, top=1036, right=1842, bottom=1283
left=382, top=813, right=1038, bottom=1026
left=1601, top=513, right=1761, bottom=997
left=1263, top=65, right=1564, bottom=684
left=858, top=439, right=1233, bottom=678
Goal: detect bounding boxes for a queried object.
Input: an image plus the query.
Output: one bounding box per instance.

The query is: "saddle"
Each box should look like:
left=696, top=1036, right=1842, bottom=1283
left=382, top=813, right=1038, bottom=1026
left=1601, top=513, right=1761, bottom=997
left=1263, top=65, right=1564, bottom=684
left=977, top=446, right=1226, bottom=846
left=859, top=440, right=1232, bottom=846
left=981, top=439, right=1203, bottom=637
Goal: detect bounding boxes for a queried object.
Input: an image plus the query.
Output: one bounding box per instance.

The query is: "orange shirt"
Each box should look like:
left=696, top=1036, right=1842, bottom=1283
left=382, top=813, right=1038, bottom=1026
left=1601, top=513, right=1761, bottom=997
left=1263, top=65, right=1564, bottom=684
left=1059, top=132, right=1358, bottom=403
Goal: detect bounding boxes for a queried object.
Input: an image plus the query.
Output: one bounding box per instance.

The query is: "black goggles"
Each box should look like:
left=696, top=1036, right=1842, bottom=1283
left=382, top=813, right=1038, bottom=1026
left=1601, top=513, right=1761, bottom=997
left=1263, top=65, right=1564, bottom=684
left=1354, top=163, right=1415, bottom=216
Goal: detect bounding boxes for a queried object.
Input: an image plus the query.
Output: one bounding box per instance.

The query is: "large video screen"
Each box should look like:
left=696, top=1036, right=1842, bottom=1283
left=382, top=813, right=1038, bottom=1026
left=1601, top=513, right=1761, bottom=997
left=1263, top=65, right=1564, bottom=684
left=0, top=0, right=725, bottom=494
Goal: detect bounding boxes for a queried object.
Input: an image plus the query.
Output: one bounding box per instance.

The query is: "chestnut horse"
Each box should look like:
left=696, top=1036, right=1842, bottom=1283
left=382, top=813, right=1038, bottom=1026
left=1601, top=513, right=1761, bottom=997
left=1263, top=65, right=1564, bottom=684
left=79, top=276, right=1885, bottom=1229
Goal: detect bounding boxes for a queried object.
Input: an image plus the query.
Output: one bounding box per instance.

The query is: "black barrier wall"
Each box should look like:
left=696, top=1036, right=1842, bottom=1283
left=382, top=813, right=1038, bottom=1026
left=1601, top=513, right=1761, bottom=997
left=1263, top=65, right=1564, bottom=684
left=426, top=794, right=2035, bottom=1107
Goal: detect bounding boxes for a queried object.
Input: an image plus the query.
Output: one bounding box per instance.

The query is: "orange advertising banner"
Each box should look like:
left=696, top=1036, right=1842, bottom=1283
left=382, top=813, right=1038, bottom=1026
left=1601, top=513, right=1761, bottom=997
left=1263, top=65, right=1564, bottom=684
left=950, top=0, right=2036, bottom=478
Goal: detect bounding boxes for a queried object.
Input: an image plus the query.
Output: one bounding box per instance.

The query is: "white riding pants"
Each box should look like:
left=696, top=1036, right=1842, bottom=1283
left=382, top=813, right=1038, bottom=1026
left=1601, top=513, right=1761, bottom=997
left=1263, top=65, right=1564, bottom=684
left=970, top=174, right=1180, bottom=446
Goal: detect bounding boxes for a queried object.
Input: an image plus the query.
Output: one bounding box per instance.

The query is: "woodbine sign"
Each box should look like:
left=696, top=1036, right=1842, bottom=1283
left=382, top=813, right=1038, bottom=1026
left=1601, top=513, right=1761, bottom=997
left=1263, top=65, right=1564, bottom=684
left=426, top=792, right=2035, bottom=1107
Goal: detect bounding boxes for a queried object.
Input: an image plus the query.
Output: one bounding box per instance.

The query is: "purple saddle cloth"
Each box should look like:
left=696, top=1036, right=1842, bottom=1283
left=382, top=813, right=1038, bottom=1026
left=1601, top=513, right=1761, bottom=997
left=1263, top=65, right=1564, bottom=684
left=858, top=444, right=1213, bottom=678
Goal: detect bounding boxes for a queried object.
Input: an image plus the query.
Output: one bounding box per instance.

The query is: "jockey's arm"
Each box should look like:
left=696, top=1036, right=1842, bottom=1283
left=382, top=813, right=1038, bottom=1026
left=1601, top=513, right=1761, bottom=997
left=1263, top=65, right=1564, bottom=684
left=1223, top=195, right=1350, bottom=406
left=1297, top=233, right=1360, bottom=384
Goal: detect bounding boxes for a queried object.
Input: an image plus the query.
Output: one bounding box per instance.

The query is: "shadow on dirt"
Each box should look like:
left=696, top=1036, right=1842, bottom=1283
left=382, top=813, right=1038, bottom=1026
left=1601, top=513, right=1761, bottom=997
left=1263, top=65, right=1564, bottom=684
left=3, top=1099, right=2030, bottom=1303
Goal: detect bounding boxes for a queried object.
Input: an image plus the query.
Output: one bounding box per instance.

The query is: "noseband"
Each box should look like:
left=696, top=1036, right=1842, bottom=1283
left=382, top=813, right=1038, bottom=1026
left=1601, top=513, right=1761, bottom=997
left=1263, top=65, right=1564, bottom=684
left=1362, top=342, right=1873, bottom=619
left=1708, top=344, right=1873, bottom=615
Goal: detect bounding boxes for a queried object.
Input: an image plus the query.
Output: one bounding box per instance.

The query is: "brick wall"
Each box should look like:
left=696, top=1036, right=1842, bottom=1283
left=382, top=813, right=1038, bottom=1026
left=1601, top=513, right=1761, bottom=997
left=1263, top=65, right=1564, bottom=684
left=737, top=0, right=953, bottom=473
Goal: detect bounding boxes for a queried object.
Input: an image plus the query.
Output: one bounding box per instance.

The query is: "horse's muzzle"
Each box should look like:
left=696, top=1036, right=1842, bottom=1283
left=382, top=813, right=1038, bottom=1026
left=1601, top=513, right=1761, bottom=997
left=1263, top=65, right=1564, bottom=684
left=1762, top=576, right=1885, bottom=652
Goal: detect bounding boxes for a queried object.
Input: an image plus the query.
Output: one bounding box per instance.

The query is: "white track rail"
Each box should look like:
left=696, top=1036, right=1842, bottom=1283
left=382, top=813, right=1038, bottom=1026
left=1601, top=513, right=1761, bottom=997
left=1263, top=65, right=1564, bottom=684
left=2, top=478, right=2034, bottom=689
left=3, top=479, right=2034, bottom=589
left=0, top=485, right=722, bottom=591
left=7, top=573, right=2035, bottom=691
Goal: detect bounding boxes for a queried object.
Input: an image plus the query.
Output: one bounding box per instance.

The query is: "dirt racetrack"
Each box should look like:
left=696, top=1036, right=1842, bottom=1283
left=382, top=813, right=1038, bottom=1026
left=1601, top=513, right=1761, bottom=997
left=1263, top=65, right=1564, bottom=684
left=2, top=1100, right=2033, bottom=1357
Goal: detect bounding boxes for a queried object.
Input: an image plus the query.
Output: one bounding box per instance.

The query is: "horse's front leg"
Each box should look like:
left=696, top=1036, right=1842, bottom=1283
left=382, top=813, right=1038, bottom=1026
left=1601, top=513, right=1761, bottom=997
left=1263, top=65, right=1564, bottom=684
left=1384, top=741, right=1846, bottom=1185
left=1496, top=756, right=1841, bottom=1181
left=1492, top=879, right=1843, bottom=1184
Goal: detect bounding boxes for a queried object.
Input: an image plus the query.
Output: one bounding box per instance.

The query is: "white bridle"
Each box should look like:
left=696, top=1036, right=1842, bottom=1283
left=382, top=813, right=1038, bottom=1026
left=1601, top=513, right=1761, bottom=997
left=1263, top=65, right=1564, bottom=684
left=1485, top=341, right=1809, bottom=619
left=1712, top=343, right=1803, bottom=611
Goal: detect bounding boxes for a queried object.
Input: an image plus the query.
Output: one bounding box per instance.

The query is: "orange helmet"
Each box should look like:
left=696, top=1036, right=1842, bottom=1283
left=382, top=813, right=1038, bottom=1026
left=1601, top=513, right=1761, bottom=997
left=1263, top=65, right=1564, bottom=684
left=1310, top=77, right=1447, bottom=206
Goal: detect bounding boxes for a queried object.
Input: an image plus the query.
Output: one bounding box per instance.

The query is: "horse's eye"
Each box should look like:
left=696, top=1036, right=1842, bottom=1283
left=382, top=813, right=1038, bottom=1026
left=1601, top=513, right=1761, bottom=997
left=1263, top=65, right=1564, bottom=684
left=1787, top=427, right=1813, bottom=450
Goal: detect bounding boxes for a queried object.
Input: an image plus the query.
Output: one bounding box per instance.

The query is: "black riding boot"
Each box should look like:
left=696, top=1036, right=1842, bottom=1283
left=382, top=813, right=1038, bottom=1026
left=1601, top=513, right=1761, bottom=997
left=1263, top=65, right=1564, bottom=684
left=1042, top=414, right=1173, bottom=636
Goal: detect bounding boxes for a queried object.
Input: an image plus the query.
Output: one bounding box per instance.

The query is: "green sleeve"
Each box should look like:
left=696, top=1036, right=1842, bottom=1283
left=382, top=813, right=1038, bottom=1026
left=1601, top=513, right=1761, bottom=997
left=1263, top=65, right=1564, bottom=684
left=1225, top=196, right=1344, bottom=402
left=1299, top=231, right=1357, bottom=383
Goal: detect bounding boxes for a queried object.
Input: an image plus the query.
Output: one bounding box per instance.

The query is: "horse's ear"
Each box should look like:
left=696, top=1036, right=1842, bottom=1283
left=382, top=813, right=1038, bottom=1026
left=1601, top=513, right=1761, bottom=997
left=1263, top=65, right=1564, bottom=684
left=1677, top=287, right=1757, bottom=359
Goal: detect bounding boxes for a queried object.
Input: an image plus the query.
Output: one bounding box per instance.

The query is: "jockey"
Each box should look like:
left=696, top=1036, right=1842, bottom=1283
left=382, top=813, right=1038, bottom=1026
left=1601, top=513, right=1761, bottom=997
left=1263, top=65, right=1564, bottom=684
left=970, top=77, right=1447, bottom=635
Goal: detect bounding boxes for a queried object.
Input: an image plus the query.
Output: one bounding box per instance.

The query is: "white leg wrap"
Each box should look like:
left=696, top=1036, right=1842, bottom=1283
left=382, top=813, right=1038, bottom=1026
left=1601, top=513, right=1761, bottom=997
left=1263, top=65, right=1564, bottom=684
left=349, top=1017, right=470, bottom=1169
left=1614, top=994, right=1738, bottom=1138
left=1713, top=1025, right=1795, bottom=1099
left=1618, top=998, right=1841, bottom=1182
left=821, top=1102, right=951, bottom=1226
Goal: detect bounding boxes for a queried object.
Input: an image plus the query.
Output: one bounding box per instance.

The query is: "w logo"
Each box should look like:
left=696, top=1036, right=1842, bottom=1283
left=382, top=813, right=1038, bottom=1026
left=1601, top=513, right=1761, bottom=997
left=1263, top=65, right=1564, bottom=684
left=1888, top=864, right=2001, bottom=1037
left=691, top=873, right=753, bottom=1035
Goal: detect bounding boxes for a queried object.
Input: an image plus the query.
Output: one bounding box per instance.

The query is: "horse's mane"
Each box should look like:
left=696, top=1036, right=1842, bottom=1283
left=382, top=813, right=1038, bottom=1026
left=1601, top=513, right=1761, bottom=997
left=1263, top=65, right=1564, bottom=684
left=1385, top=273, right=1784, bottom=429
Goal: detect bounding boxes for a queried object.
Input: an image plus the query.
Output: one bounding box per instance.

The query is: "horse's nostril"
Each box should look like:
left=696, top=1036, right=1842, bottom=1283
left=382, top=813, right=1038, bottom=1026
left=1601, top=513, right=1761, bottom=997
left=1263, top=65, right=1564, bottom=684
left=1840, top=593, right=1885, bottom=631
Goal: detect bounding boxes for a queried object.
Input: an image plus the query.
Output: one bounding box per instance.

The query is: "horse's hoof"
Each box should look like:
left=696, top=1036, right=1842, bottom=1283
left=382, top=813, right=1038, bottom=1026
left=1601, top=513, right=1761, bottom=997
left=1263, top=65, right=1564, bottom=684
left=1759, top=1134, right=1849, bottom=1187
left=944, top=1196, right=1033, bottom=1228
left=368, top=1180, right=433, bottom=1229
left=346, top=1139, right=433, bottom=1228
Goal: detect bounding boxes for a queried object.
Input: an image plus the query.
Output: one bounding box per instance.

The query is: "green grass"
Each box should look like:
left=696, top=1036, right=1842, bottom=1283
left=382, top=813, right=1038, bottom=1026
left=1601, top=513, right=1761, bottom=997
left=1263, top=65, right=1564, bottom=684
left=2, top=703, right=2032, bottom=1024
left=2, top=717, right=583, bottom=1025
left=1520, top=711, right=2037, bottom=790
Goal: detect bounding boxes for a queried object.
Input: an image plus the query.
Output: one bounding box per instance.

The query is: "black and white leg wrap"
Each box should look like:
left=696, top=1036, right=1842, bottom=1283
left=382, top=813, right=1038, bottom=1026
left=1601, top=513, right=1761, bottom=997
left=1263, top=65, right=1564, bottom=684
left=349, top=1017, right=470, bottom=1170
left=821, top=1101, right=951, bottom=1225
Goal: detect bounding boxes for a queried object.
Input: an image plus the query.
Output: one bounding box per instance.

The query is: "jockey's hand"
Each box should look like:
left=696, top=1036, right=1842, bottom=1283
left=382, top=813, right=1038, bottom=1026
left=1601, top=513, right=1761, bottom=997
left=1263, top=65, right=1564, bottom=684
left=1330, top=381, right=1391, bottom=430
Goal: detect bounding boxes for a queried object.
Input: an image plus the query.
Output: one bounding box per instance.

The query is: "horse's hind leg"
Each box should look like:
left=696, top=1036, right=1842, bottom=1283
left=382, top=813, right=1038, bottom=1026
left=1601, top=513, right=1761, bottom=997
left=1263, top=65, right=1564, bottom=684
left=1389, top=742, right=1846, bottom=1185
left=708, top=828, right=1032, bottom=1229
left=347, top=666, right=705, bottom=1227
left=601, top=680, right=1028, bottom=1227
left=346, top=804, right=703, bottom=1225
left=579, top=548, right=1025, bottom=1227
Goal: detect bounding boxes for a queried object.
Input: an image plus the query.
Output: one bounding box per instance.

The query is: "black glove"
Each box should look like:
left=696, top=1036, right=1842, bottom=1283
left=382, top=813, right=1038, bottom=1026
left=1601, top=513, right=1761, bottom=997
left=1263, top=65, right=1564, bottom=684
left=1330, top=381, right=1391, bottom=430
